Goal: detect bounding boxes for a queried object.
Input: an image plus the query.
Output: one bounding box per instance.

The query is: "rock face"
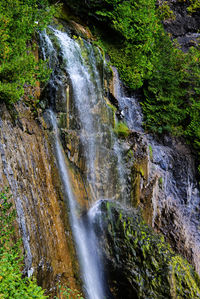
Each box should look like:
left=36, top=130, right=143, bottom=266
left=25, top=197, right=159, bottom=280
left=129, top=132, right=200, bottom=274
left=162, top=0, right=200, bottom=51
left=93, top=200, right=200, bottom=299
left=0, top=102, right=82, bottom=296
left=110, top=70, right=200, bottom=276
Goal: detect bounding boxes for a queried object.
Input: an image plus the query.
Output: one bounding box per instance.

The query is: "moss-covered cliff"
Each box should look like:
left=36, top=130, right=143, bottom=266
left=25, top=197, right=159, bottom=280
left=94, top=200, right=200, bottom=298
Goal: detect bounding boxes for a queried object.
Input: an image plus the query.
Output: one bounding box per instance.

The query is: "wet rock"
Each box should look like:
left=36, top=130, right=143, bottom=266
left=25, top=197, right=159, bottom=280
left=93, top=200, right=200, bottom=299
left=0, top=102, right=81, bottom=296
left=126, top=129, right=200, bottom=275
left=161, top=0, right=200, bottom=51
left=110, top=68, right=200, bottom=276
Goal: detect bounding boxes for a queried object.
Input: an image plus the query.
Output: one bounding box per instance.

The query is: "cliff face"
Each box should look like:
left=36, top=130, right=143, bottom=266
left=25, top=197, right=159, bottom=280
left=109, top=69, right=200, bottom=277
left=0, top=102, right=82, bottom=296
left=162, top=0, right=200, bottom=51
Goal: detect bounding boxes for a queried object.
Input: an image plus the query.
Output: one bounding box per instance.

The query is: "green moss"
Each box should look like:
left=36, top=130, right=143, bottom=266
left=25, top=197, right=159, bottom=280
left=178, top=0, right=200, bottom=14
left=98, top=201, right=200, bottom=298
left=127, top=149, right=134, bottom=158
left=158, top=177, right=163, bottom=189
left=139, top=167, right=145, bottom=177
left=187, top=0, right=200, bottom=13
left=149, top=145, right=153, bottom=161
left=114, top=121, right=130, bottom=138
left=107, top=102, right=117, bottom=127
left=158, top=1, right=175, bottom=21
left=107, top=102, right=117, bottom=113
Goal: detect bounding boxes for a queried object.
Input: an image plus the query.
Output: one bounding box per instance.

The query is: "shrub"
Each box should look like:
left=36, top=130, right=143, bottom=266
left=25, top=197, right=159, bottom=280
left=0, top=190, right=47, bottom=298
left=0, top=0, right=57, bottom=104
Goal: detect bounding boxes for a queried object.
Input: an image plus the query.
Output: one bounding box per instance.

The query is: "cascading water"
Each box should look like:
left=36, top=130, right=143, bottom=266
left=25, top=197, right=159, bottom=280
left=48, top=27, right=128, bottom=203
left=112, top=67, right=143, bottom=133
left=40, top=26, right=129, bottom=298
left=112, top=62, right=200, bottom=275
left=41, top=21, right=200, bottom=297
left=47, top=110, right=106, bottom=299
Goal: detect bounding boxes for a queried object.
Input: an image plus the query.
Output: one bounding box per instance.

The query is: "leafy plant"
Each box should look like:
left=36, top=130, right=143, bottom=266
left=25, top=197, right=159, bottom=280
left=0, top=189, right=47, bottom=298
left=178, top=0, right=200, bottom=14
left=157, top=1, right=175, bottom=21
left=0, top=0, right=57, bottom=104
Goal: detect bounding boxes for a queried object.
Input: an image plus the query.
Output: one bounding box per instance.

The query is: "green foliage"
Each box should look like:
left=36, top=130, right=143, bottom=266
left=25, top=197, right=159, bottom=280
left=178, top=0, right=200, bottom=14
left=0, top=190, right=47, bottom=298
left=0, top=0, right=57, bottom=104
left=114, top=121, right=130, bottom=138
left=66, top=0, right=200, bottom=173
left=187, top=0, right=200, bottom=13
left=66, top=0, right=159, bottom=89
left=157, top=1, right=175, bottom=21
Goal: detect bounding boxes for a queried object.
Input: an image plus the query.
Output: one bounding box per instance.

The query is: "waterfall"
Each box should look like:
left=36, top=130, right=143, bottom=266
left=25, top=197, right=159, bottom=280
left=46, top=27, right=128, bottom=203
left=40, top=26, right=130, bottom=298
left=112, top=67, right=143, bottom=133
left=111, top=61, right=200, bottom=276
left=47, top=110, right=107, bottom=299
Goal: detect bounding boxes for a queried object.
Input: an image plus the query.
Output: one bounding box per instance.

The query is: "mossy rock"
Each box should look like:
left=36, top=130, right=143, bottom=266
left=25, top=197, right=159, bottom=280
left=114, top=121, right=130, bottom=138
left=93, top=200, right=200, bottom=299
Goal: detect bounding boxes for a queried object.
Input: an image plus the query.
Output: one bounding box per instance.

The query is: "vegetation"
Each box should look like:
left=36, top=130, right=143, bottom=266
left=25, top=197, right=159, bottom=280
left=157, top=1, right=175, bottom=21
left=114, top=121, right=130, bottom=138
left=0, top=190, right=84, bottom=298
left=178, top=0, right=200, bottom=14
left=100, top=200, right=200, bottom=298
left=0, top=0, right=57, bottom=104
left=55, top=285, right=84, bottom=299
left=0, top=190, right=46, bottom=298
left=66, top=0, right=200, bottom=174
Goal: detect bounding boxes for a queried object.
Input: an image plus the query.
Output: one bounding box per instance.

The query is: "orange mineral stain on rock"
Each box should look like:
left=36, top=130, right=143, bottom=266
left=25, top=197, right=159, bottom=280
left=0, top=102, right=81, bottom=297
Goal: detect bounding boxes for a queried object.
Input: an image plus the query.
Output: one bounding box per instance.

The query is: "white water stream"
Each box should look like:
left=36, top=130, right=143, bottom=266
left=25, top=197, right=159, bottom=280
left=41, top=26, right=130, bottom=298
left=48, top=110, right=106, bottom=299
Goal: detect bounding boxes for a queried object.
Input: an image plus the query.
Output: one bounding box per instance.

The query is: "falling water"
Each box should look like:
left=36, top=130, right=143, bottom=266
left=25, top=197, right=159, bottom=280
left=47, top=110, right=107, bottom=299
left=112, top=67, right=143, bottom=133
left=111, top=63, right=200, bottom=275
left=40, top=25, right=130, bottom=298
left=50, top=27, right=128, bottom=203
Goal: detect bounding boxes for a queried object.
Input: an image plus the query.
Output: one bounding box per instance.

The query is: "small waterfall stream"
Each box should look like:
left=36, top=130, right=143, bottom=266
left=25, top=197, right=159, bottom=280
left=47, top=110, right=106, bottom=299
left=111, top=61, right=200, bottom=275
left=44, top=27, right=128, bottom=203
